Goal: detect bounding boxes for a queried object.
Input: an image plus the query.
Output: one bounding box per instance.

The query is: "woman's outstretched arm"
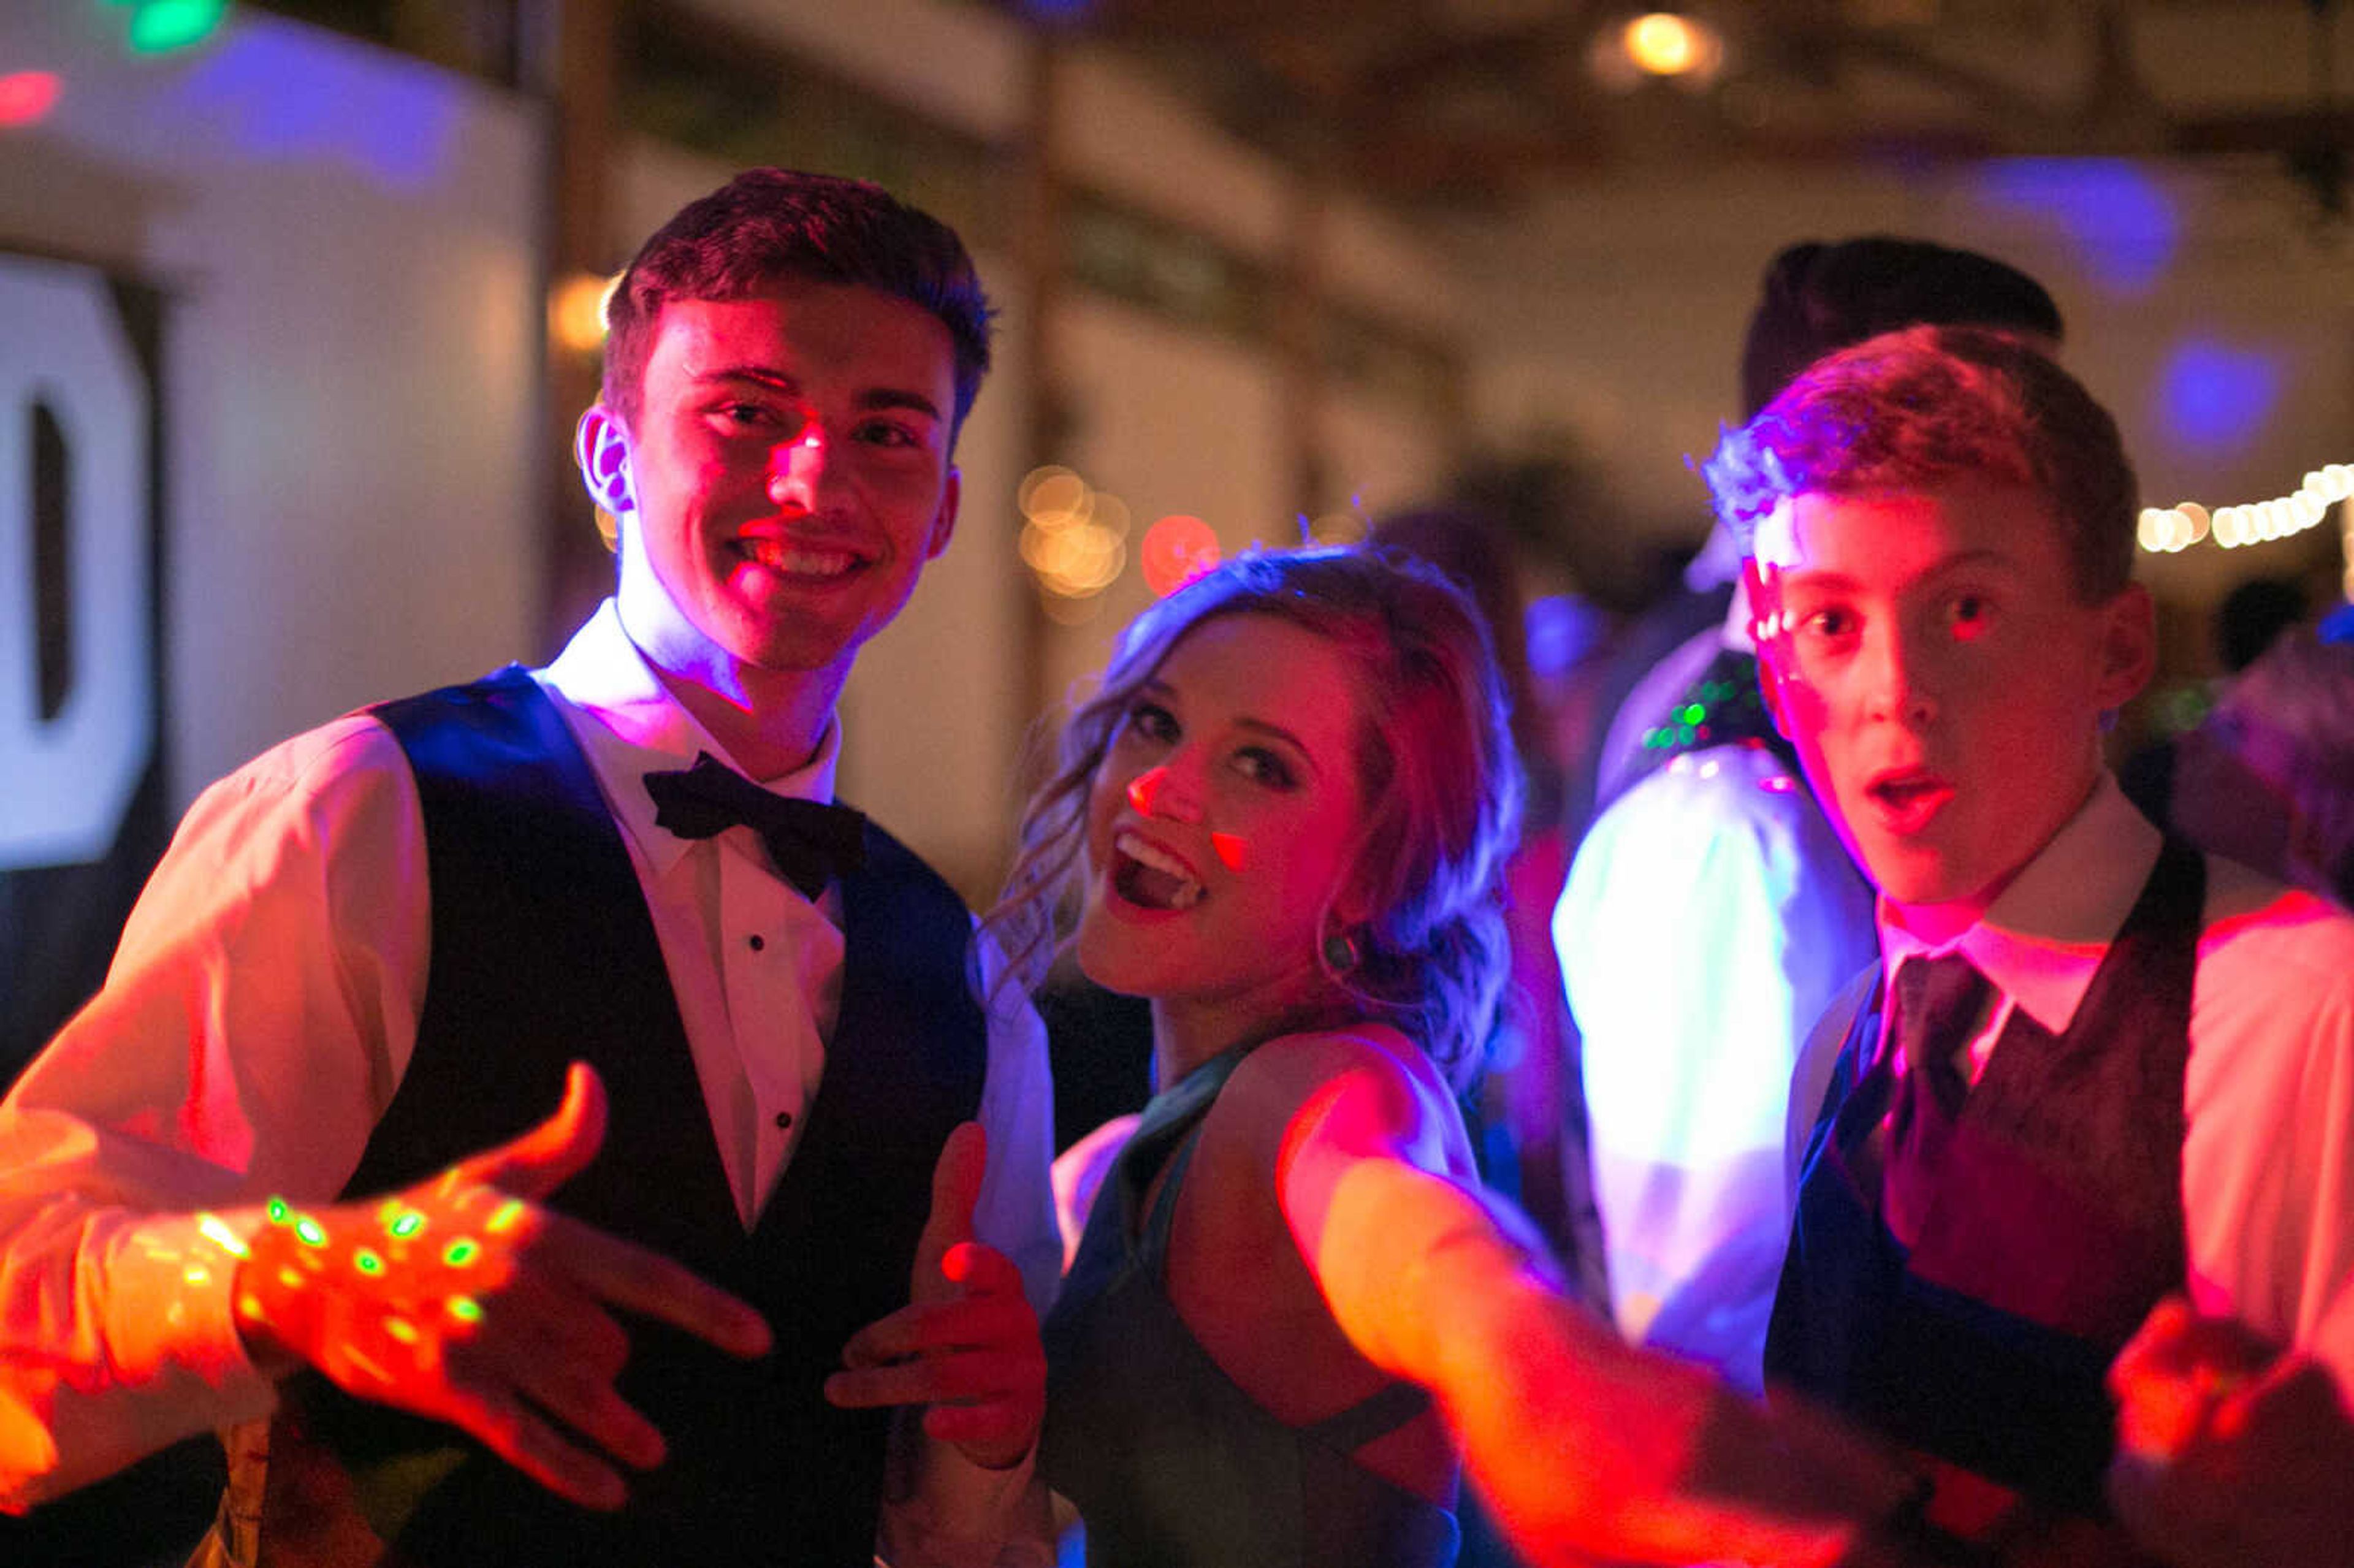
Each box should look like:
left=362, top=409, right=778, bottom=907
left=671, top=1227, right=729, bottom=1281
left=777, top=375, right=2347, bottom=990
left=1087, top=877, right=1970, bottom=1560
left=1267, top=1032, right=1913, bottom=1568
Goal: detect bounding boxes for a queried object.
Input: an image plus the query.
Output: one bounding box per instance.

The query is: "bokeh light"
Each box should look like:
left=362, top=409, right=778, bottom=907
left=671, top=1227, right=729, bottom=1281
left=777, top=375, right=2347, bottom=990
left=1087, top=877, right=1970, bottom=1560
left=1970, top=160, right=2178, bottom=296
left=1525, top=594, right=1607, bottom=679
left=2156, top=338, right=2284, bottom=460
left=2135, top=464, right=2350, bottom=556
left=124, top=0, right=232, bottom=55
left=1018, top=464, right=1132, bottom=605
left=1623, top=14, right=1710, bottom=76
left=0, top=70, right=63, bottom=130
left=548, top=270, right=618, bottom=356
left=1141, top=514, right=1222, bottom=599
left=1018, top=466, right=1090, bottom=527
left=1590, top=11, right=1724, bottom=91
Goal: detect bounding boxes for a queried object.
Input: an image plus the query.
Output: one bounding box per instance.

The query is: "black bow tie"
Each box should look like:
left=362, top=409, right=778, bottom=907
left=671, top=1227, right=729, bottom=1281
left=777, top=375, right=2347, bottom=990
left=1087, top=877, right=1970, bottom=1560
left=643, top=752, right=867, bottom=900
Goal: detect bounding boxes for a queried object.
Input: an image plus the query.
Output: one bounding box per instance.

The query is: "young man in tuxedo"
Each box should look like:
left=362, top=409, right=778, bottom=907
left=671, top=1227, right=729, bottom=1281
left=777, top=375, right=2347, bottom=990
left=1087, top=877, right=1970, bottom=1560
left=0, top=169, right=1056, bottom=1567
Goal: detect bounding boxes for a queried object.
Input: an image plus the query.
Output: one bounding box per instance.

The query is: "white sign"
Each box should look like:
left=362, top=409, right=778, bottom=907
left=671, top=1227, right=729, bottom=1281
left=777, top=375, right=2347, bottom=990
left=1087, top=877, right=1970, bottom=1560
left=0, top=257, right=154, bottom=870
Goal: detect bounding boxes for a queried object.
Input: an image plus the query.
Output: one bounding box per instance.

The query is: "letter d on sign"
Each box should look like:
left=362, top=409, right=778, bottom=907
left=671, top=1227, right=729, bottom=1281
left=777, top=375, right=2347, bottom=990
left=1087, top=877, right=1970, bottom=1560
left=0, top=257, right=154, bottom=870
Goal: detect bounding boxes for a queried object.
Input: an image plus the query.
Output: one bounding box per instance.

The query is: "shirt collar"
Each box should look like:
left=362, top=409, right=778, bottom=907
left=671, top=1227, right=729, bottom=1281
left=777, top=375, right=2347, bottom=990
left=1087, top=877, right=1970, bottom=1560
left=538, top=599, right=842, bottom=878
left=1878, top=771, right=2161, bottom=1037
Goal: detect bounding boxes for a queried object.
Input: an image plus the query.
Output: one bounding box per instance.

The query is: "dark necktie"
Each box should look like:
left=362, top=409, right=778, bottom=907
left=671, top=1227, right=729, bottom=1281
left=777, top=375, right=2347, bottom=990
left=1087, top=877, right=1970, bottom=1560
left=642, top=751, right=867, bottom=900
left=1881, top=953, right=1994, bottom=1246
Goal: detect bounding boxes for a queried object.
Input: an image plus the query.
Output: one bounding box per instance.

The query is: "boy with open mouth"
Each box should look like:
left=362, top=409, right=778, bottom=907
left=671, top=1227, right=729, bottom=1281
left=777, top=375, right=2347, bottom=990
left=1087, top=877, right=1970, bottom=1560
left=1712, top=324, right=2354, bottom=1564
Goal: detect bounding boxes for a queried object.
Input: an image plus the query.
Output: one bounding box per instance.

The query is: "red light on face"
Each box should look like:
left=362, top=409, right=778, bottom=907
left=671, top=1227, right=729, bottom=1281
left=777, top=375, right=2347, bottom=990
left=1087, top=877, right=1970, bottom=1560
left=0, top=71, right=63, bottom=129
left=1209, top=831, right=1250, bottom=873
left=1126, top=767, right=1168, bottom=816
left=1142, top=514, right=1221, bottom=598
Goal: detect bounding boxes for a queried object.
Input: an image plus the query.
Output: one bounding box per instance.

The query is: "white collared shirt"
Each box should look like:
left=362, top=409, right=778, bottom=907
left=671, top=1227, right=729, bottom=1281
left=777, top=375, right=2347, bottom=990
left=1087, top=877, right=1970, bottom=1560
left=1558, top=739, right=1880, bottom=1391
left=1800, top=773, right=2354, bottom=1391
left=0, top=601, right=1057, bottom=1510
left=540, top=602, right=854, bottom=1228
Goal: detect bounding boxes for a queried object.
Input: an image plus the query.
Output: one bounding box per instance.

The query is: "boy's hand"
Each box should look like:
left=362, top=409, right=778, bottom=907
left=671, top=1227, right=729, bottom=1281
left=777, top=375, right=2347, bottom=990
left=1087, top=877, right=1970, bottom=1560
left=2106, top=1298, right=2354, bottom=1568
left=827, top=1122, right=1046, bottom=1470
left=232, top=1062, right=773, bottom=1510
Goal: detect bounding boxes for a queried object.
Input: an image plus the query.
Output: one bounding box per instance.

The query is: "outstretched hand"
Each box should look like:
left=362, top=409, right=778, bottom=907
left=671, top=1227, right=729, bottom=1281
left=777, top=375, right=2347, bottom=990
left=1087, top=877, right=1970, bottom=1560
left=826, top=1121, right=1046, bottom=1470
left=2105, top=1297, right=2354, bottom=1568
left=230, top=1062, right=773, bottom=1510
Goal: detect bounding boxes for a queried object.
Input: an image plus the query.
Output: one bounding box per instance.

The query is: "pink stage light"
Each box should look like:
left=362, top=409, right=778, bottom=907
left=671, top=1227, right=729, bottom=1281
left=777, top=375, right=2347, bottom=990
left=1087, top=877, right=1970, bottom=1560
left=0, top=70, right=63, bottom=129
left=1141, top=514, right=1220, bottom=599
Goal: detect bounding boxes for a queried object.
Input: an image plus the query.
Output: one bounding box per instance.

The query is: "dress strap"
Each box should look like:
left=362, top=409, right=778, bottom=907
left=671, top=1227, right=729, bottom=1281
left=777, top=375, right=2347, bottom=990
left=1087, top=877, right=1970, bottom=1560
left=1139, top=1122, right=1208, bottom=1254
left=1114, top=1040, right=1257, bottom=1249
left=1301, top=1379, right=1434, bottom=1452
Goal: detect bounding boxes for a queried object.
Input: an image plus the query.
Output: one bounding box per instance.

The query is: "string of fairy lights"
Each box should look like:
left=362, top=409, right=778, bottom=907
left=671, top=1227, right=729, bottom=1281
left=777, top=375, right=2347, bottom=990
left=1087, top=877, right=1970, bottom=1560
left=2137, top=462, right=2354, bottom=595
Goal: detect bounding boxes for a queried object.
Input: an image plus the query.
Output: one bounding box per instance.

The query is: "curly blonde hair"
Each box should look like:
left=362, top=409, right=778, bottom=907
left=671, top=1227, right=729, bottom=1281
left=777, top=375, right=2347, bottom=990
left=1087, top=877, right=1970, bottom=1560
left=983, top=547, right=1523, bottom=1090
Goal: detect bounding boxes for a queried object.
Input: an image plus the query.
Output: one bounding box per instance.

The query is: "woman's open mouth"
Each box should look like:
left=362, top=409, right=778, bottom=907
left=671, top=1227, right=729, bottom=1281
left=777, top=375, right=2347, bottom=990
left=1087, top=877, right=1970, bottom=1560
left=1110, top=829, right=1205, bottom=911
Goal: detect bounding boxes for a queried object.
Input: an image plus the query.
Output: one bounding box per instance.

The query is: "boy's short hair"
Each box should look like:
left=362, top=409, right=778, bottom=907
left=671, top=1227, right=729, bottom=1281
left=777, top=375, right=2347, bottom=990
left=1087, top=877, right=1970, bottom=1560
left=1706, top=324, right=2139, bottom=603
left=601, top=169, right=994, bottom=435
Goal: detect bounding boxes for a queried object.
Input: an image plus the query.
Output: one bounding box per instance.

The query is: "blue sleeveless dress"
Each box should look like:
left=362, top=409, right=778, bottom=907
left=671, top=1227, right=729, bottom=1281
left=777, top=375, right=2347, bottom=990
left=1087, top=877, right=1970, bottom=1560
left=1040, top=1044, right=1461, bottom=1567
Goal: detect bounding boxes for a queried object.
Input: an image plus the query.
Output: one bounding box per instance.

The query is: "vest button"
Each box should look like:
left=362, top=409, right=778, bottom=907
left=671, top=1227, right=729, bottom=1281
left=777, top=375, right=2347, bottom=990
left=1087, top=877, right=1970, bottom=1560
left=774, top=1110, right=793, bottom=1130
left=748, top=933, right=766, bottom=951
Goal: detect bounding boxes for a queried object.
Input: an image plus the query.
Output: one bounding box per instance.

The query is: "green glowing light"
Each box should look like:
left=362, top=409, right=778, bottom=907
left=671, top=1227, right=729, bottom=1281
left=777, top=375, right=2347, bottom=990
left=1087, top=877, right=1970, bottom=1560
left=390, top=1210, right=425, bottom=1239
left=486, top=1200, right=526, bottom=1235
left=1680, top=703, right=1705, bottom=725
left=266, top=1198, right=291, bottom=1225
left=448, top=1296, right=483, bottom=1323
left=354, top=1249, right=384, bottom=1275
left=292, top=1216, right=327, bottom=1247
left=444, top=1239, right=479, bottom=1268
left=126, top=0, right=230, bottom=55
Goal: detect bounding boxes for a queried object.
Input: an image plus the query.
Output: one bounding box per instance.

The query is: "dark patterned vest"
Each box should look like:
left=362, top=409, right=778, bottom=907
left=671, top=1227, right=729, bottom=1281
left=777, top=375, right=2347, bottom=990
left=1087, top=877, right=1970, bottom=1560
left=222, top=666, right=988, bottom=1567
left=1766, top=838, right=2203, bottom=1531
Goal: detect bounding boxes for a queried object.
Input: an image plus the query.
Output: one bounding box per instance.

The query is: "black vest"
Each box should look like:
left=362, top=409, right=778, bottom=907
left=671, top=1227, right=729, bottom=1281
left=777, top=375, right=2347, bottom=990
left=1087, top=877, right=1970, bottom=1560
left=1766, top=838, right=2202, bottom=1521
left=243, top=666, right=988, bottom=1567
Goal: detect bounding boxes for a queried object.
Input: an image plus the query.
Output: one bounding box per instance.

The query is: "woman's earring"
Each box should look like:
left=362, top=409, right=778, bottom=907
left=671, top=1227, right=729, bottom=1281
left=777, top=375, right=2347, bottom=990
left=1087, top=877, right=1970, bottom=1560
left=1322, top=929, right=1362, bottom=974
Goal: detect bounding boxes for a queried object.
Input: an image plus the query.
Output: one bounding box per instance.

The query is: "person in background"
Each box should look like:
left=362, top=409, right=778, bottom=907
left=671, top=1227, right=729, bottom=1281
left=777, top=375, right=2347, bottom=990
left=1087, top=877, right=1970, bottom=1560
left=1713, top=325, right=2354, bottom=1553
left=1367, top=505, right=1607, bottom=1313
left=1555, top=238, right=2064, bottom=1390
left=0, top=169, right=1057, bottom=1568
left=2117, top=571, right=2313, bottom=827
left=2145, top=626, right=2354, bottom=910
left=999, top=547, right=1918, bottom=1568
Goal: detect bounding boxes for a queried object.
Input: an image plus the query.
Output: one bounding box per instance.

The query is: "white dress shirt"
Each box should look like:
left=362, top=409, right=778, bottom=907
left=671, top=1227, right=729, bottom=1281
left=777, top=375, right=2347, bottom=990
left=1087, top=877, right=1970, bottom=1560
left=0, top=601, right=1059, bottom=1515
left=1797, top=773, right=2354, bottom=1395
left=1556, top=740, right=1878, bottom=1391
